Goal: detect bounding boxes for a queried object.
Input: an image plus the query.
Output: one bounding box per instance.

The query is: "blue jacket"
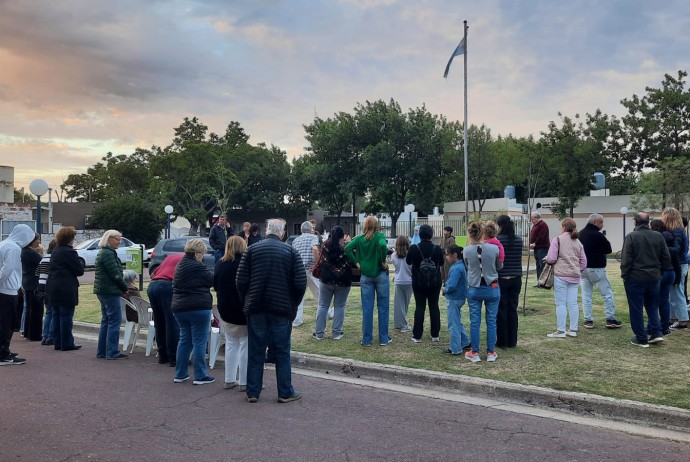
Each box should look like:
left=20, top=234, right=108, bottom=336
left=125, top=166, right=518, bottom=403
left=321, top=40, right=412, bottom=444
left=670, top=227, right=689, bottom=264
left=444, top=260, right=467, bottom=303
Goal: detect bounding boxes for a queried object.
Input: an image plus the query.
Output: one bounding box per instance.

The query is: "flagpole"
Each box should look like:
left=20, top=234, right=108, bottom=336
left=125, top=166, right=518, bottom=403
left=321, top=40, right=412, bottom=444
left=463, top=20, right=469, bottom=224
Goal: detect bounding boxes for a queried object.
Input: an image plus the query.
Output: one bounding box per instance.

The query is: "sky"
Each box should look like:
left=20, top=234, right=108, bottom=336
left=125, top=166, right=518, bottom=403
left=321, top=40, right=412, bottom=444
left=1, top=0, right=690, bottom=194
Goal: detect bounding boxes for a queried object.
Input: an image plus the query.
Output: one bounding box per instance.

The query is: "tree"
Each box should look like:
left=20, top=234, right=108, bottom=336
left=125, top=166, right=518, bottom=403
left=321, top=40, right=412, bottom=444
left=302, top=112, right=364, bottom=220
left=632, top=157, right=690, bottom=212
left=541, top=114, right=607, bottom=218
left=90, top=196, right=162, bottom=247
left=14, top=188, right=33, bottom=203
left=354, top=100, right=444, bottom=236
left=618, top=71, right=690, bottom=171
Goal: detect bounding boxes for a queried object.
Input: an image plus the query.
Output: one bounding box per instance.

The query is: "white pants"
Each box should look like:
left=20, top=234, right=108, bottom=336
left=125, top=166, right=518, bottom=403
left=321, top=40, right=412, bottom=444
left=221, top=321, right=248, bottom=385
left=554, top=276, right=580, bottom=332
left=294, top=270, right=321, bottom=325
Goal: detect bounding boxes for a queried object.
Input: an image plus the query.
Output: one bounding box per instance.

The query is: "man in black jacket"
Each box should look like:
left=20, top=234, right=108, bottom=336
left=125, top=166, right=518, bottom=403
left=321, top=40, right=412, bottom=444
left=236, top=218, right=306, bottom=403
left=209, top=214, right=234, bottom=262
left=621, top=212, right=671, bottom=347
left=579, top=214, right=621, bottom=329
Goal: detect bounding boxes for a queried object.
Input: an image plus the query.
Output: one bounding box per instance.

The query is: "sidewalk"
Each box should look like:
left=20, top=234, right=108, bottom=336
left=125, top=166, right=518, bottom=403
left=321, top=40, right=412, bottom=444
left=72, top=321, right=690, bottom=437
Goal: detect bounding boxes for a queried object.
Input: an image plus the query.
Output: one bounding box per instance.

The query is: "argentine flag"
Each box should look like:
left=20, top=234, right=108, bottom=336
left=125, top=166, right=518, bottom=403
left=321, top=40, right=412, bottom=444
left=443, top=37, right=466, bottom=78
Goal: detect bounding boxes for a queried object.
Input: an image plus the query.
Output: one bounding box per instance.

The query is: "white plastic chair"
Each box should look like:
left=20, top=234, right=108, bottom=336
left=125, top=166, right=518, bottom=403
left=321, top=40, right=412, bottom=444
left=127, top=296, right=156, bottom=356
left=208, top=305, right=225, bottom=369
left=120, top=298, right=137, bottom=351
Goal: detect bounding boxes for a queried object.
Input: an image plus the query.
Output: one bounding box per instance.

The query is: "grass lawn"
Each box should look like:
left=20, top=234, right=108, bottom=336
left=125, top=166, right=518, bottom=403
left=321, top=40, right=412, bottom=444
left=75, top=265, right=690, bottom=409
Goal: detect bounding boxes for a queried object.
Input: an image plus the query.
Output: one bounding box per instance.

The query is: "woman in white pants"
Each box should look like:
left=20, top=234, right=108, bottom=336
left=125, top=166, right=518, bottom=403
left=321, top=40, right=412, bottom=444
left=213, top=236, right=249, bottom=390
left=545, top=218, right=587, bottom=338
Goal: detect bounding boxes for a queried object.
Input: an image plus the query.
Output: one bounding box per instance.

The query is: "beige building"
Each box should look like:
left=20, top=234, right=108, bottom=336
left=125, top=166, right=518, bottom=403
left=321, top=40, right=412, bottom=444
left=444, top=194, right=651, bottom=252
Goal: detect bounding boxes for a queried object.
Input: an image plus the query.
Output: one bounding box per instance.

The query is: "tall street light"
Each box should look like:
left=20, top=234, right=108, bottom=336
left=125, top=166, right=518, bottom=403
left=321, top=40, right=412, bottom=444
left=164, top=205, right=174, bottom=239
left=620, top=206, right=629, bottom=244
left=29, top=179, right=49, bottom=235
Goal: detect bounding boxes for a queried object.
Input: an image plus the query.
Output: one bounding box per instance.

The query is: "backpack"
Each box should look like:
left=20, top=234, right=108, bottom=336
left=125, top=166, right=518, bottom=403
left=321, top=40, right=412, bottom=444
left=416, top=244, right=441, bottom=289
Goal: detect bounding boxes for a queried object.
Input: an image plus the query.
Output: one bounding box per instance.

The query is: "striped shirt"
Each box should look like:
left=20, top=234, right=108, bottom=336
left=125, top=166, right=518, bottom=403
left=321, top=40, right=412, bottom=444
left=292, top=233, right=320, bottom=270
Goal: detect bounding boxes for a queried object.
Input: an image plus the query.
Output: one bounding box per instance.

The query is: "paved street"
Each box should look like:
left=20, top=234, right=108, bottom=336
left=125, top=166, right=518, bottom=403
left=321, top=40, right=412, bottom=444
left=1, top=339, right=688, bottom=461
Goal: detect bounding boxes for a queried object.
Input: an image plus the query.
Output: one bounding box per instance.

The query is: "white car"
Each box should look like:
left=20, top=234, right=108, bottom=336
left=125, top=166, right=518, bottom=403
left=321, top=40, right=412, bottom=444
left=74, top=237, right=146, bottom=268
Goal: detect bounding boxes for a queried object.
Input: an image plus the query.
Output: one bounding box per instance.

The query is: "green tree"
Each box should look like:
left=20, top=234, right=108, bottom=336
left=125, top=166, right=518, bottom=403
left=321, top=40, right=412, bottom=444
left=620, top=71, right=690, bottom=170
left=353, top=100, right=444, bottom=236
left=90, top=196, right=162, bottom=247
left=14, top=188, right=33, bottom=203
left=542, top=114, right=607, bottom=218
left=632, top=157, right=690, bottom=212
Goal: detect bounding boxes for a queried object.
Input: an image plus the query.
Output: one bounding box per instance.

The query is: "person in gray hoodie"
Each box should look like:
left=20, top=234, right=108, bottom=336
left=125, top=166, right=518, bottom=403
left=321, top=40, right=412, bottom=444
left=0, top=224, right=36, bottom=364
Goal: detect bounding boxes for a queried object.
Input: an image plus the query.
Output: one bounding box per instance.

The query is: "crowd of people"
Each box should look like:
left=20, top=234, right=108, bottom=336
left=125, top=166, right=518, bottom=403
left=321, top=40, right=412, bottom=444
left=1, top=207, right=687, bottom=399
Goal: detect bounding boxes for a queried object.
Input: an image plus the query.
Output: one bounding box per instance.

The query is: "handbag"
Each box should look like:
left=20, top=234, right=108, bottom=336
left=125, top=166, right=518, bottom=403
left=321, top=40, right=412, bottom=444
left=537, top=236, right=560, bottom=290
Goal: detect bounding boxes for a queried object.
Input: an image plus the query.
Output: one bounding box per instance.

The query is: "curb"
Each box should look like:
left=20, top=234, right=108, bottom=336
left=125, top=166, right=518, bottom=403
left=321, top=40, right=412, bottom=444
left=291, top=353, right=690, bottom=434
left=73, top=322, right=690, bottom=434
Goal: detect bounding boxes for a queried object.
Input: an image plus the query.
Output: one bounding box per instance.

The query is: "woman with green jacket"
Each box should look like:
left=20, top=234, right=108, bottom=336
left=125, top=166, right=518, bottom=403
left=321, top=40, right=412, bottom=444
left=344, top=216, right=391, bottom=346
left=94, top=230, right=128, bottom=360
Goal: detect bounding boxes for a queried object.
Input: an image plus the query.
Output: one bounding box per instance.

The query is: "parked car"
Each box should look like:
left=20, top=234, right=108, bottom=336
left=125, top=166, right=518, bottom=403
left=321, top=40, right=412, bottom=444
left=75, top=237, right=146, bottom=269
left=148, top=236, right=215, bottom=276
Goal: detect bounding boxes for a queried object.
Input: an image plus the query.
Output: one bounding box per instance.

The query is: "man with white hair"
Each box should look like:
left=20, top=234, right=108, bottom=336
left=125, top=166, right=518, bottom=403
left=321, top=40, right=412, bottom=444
left=291, top=221, right=321, bottom=327
left=579, top=213, right=621, bottom=329
left=0, top=224, right=36, bottom=365
left=236, top=218, right=306, bottom=403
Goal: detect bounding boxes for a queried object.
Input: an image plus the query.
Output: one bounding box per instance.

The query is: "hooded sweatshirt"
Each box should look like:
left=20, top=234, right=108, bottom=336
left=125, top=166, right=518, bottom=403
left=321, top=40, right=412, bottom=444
left=0, top=224, right=36, bottom=295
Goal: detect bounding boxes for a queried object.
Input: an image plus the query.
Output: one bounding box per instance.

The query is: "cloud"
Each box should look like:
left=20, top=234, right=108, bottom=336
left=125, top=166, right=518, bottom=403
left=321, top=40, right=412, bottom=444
left=1, top=0, right=689, bottom=191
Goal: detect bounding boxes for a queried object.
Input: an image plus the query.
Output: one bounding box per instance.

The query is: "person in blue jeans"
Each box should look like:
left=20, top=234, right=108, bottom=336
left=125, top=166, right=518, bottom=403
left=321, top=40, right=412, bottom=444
left=171, top=238, right=215, bottom=385
left=442, top=244, right=470, bottom=355
left=236, top=219, right=306, bottom=403
left=344, top=216, right=391, bottom=347
left=94, top=230, right=128, bottom=360
left=463, top=222, right=502, bottom=363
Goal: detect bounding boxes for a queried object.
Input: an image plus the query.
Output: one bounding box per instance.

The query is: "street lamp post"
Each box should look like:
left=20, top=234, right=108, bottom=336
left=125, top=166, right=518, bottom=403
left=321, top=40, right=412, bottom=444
left=620, top=206, right=629, bottom=244
left=29, top=179, right=49, bottom=235
left=164, top=205, right=174, bottom=239
left=404, top=203, right=415, bottom=238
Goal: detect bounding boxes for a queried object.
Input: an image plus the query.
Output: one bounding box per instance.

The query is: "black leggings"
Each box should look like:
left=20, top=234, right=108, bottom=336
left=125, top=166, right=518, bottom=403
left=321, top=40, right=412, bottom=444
left=411, top=285, right=441, bottom=340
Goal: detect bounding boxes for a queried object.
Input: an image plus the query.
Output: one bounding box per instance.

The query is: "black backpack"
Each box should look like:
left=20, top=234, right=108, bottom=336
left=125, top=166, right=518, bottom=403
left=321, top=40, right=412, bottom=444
left=416, top=244, right=441, bottom=289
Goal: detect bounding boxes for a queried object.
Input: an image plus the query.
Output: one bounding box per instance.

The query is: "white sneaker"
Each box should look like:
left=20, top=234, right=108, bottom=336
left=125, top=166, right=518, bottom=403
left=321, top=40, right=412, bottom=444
left=332, top=333, right=343, bottom=340
left=431, top=337, right=440, bottom=342
left=292, top=320, right=304, bottom=327
left=547, top=331, right=566, bottom=338
left=565, top=330, right=577, bottom=337
left=400, top=326, right=411, bottom=333
left=411, top=337, right=422, bottom=343
left=328, top=307, right=334, bottom=319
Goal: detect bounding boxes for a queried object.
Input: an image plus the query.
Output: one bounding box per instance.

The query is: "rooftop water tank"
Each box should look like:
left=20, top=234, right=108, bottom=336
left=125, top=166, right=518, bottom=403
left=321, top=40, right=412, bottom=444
left=504, top=185, right=516, bottom=199
left=593, top=172, right=605, bottom=190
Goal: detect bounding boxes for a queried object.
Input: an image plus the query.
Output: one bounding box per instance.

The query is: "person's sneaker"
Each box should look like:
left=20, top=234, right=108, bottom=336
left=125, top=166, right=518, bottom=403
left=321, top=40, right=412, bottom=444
left=663, top=329, right=672, bottom=336
left=9, top=352, right=18, bottom=357
left=380, top=338, right=393, bottom=346
left=565, top=330, right=577, bottom=337
left=292, top=320, right=304, bottom=328
left=583, top=320, right=594, bottom=329
left=411, top=337, right=422, bottom=344
left=670, top=322, right=688, bottom=330
left=431, top=337, right=440, bottom=342
left=96, top=354, right=106, bottom=359
left=547, top=331, right=566, bottom=338
left=0, top=356, right=26, bottom=365
left=462, top=344, right=472, bottom=352
left=224, top=381, right=238, bottom=390
left=442, top=348, right=458, bottom=355
left=173, top=375, right=190, bottom=383
left=648, top=336, right=664, bottom=344
left=247, top=396, right=258, bottom=403
left=464, top=351, right=481, bottom=363
left=332, top=333, right=343, bottom=340
left=400, top=326, right=411, bottom=333
left=486, top=352, right=498, bottom=362
left=605, top=319, right=623, bottom=329
left=193, top=376, right=215, bottom=385
left=328, top=307, right=334, bottom=319
left=312, top=332, right=324, bottom=340
left=630, top=337, right=649, bottom=348
left=277, top=391, right=302, bottom=403
left=360, top=341, right=372, bottom=347
left=107, top=353, right=129, bottom=360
